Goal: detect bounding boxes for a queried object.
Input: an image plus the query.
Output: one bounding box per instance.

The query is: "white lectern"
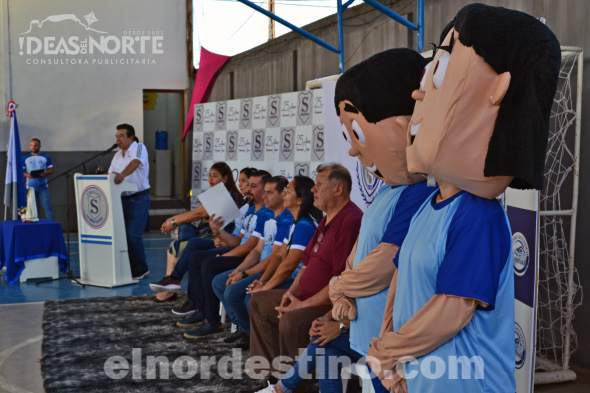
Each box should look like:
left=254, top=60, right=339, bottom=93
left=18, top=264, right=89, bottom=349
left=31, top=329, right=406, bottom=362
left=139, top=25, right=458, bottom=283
left=74, top=173, right=138, bottom=287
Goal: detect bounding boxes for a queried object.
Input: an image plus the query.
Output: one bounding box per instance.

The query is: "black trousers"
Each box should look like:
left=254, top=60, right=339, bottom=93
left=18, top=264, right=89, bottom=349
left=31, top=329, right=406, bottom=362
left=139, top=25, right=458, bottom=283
left=187, top=254, right=244, bottom=326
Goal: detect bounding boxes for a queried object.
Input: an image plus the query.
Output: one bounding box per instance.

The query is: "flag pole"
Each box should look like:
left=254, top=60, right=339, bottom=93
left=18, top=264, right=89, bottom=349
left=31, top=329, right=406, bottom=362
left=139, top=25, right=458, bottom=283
left=4, top=102, right=27, bottom=220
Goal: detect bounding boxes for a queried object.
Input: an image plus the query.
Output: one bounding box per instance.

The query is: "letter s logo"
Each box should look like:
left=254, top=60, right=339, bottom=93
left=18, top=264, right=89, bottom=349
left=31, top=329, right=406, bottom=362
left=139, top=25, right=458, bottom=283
left=301, top=97, right=309, bottom=113
left=243, top=103, right=250, bottom=118
left=316, top=132, right=324, bottom=149
left=90, top=199, right=99, bottom=214
left=284, top=133, right=292, bottom=149
left=254, top=135, right=262, bottom=150
left=229, top=136, right=235, bottom=151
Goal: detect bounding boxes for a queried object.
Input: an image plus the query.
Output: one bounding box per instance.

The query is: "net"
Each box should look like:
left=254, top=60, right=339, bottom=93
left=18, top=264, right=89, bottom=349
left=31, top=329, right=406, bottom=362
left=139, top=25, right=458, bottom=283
left=536, top=48, right=583, bottom=376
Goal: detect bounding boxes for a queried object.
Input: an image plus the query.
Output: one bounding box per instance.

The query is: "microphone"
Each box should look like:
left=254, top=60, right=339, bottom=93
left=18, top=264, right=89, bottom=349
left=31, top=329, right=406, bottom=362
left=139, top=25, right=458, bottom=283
left=102, top=143, right=118, bottom=156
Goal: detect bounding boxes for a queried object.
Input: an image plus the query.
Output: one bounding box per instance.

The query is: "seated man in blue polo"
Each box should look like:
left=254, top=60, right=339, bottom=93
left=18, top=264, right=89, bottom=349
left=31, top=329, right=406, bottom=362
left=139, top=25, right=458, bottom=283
left=212, top=176, right=323, bottom=347
left=208, top=176, right=292, bottom=344
left=175, top=170, right=275, bottom=337
left=23, top=138, right=54, bottom=221
left=161, top=170, right=269, bottom=316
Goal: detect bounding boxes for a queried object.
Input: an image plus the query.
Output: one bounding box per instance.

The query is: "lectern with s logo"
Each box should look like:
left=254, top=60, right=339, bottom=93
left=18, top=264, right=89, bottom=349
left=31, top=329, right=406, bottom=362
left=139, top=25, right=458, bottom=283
left=74, top=173, right=138, bottom=287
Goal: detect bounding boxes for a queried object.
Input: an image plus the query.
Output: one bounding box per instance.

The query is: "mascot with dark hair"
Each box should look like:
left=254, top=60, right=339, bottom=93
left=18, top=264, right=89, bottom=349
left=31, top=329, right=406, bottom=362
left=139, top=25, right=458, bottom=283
left=254, top=48, right=433, bottom=393
left=329, top=46, right=433, bottom=375
left=366, top=4, right=561, bottom=393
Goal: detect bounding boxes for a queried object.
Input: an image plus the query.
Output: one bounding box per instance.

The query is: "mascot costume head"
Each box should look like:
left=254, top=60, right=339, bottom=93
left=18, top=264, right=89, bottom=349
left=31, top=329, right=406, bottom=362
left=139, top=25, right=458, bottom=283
left=407, top=3, right=561, bottom=198
left=335, top=48, right=429, bottom=186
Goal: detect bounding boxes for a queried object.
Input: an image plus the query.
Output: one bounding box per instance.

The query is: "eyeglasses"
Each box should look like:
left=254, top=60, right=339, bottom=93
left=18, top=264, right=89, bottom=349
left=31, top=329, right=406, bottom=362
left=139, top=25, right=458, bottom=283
left=284, top=187, right=294, bottom=194
left=313, top=231, right=324, bottom=253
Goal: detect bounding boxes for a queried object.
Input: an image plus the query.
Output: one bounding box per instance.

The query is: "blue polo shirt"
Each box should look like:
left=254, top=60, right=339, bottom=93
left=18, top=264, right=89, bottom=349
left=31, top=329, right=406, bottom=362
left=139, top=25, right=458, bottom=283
left=240, top=205, right=273, bottom=246
left=285, top=215, right=319, bottom=280
left=258, top=209, right=294, bottom=261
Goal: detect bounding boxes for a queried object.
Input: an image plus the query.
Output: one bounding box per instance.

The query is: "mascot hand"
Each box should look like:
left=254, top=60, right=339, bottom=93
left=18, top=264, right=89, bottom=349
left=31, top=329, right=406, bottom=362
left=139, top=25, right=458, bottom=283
left=332, top=296, right=357, bottom=321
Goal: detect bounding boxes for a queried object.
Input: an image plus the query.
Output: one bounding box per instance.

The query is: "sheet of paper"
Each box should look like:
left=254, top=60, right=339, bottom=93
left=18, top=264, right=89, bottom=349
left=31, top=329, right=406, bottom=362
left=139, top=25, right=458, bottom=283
left=197, top=183, right=242, bottom=229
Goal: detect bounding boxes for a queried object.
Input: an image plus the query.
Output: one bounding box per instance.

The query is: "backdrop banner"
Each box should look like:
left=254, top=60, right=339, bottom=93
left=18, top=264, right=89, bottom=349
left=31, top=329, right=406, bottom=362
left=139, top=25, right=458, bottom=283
left=192, top=87, right=324, bottom=209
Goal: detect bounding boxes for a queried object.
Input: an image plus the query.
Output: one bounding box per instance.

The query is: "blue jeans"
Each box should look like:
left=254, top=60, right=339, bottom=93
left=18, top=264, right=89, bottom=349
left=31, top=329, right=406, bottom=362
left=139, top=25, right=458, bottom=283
left=122, top=192, right=150, bottom=274
left=34, top=188, right=54, bottom=221
left=212, top=270, right=261, bottom=334
left=279, top=332, right=363, bottom=393
left=171, top=236, right=215, bottom=279
left=368, top=365, right=389, bottom=393
left=213, top=273, right=295, bottom=334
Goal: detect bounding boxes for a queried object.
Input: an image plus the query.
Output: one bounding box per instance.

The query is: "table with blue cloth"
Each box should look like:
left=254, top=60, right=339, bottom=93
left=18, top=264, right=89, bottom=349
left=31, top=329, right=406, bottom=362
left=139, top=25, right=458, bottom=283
left=0, top=219, right=67, bottom=284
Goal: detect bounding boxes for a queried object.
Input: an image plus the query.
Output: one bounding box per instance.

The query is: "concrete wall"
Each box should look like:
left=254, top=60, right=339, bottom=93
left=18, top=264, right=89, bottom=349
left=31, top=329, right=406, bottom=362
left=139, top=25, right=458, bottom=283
left=0, top=0, right=189, bottom=224
left=207, top=0, right=590, bottom=370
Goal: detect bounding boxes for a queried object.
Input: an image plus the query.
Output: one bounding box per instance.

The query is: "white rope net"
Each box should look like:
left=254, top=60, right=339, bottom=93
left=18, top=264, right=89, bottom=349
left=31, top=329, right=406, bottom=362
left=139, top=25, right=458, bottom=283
left=536, top=49, right=583, bottom=372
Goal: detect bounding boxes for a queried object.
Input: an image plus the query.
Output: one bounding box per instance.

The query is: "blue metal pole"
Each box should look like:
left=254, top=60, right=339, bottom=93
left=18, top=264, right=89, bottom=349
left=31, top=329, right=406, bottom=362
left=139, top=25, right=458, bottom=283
left=235, top=0, right=339, bottom=53
left=417, top=0, right=424, bottom=53
left=343, top=0, right=356, bottom=9
left=361, top=0, right=418, bottom=31
left=337, top=0, right=344, bottom=73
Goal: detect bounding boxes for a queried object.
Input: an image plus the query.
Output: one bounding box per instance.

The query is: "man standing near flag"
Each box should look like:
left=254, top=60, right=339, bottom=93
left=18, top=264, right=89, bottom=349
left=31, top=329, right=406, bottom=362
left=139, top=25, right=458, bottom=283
left=23, top=138, right=54, bottom=221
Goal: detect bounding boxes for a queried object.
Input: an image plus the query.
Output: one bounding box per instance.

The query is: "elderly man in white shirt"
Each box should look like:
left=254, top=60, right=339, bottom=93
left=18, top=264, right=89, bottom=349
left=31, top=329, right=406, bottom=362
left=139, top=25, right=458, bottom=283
left=108, top=123, right=151, bottom=279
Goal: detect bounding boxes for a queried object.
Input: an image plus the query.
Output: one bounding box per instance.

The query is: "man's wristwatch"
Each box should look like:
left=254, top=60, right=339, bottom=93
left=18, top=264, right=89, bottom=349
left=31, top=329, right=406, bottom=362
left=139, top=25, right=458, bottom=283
left=171, top=218, right=178, bottom=229
left=339, top=321, right=349, bottom=334
left=242, top=271, right=249, bottom=279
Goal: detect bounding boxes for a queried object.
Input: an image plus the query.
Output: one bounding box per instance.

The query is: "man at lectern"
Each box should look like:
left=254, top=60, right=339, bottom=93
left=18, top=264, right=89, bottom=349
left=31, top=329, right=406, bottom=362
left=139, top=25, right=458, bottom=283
left=108, top=123, right=151, bottom=280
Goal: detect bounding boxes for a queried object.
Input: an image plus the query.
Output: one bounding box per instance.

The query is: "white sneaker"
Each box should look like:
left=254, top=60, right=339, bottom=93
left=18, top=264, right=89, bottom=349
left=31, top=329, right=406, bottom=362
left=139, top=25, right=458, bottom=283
left=132, top=270, right=150, bottom=280
left=254, top=381, right=277, bottom=393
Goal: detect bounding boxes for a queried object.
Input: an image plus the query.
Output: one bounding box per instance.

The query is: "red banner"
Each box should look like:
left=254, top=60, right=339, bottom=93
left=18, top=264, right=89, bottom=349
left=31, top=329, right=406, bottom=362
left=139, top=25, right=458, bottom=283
left=182, top=47, right=230, bottom=141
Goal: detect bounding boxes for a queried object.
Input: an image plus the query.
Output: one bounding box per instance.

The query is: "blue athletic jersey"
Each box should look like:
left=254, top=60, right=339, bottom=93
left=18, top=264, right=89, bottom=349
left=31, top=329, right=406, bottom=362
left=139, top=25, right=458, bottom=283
left=259, top=209, right=294, bottom=261
left=351, top=182, right=432, bottom=356
left=23, top=153, right=53, bottom=190
left=232, top=202, right=251, bottom=237
left=237, top=205, right=255, bottom=239
left=240, top=205, right=273, bottom=246
left=394, top=190, right=515, bottom=393
left=274, top=218, right=292, bottom=247
left=287, top=216, right=318, bottom=280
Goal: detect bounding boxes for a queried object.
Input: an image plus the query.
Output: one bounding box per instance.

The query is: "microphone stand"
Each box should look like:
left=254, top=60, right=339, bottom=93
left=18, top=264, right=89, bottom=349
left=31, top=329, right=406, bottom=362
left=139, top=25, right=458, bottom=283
left=36, top=145, right=118, bottom=287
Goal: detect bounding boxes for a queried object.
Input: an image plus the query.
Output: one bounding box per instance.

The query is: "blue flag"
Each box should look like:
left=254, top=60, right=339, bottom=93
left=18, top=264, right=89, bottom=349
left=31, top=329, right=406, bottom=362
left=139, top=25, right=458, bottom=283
left=4, top=111, right=27, bottom=219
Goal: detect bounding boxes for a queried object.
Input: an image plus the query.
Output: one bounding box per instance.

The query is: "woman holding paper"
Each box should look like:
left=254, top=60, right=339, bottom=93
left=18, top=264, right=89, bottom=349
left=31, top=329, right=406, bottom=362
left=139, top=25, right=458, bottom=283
left=222, top=167, right=256, bottom=246
left=152, top=162, right=243, bottom=302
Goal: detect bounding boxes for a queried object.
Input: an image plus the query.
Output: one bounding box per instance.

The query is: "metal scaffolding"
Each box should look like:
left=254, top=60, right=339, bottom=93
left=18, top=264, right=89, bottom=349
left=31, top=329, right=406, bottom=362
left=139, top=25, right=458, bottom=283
left=234, top=0, right=425, bottom=73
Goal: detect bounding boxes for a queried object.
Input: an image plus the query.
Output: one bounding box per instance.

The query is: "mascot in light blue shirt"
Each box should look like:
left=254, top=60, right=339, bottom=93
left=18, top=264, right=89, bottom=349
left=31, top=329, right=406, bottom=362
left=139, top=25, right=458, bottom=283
left=367, top=4, right=561, bottom=393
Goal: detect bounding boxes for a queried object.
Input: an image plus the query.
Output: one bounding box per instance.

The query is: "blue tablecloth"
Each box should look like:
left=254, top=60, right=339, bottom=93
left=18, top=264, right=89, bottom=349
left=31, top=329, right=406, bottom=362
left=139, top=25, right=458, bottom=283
left=0, top=219, right=67, bottom=284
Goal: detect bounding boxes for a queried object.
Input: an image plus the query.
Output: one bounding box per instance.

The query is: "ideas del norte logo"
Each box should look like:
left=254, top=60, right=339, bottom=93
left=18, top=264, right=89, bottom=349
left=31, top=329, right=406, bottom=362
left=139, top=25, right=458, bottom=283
left=19, top=12, right=165, bottom=65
